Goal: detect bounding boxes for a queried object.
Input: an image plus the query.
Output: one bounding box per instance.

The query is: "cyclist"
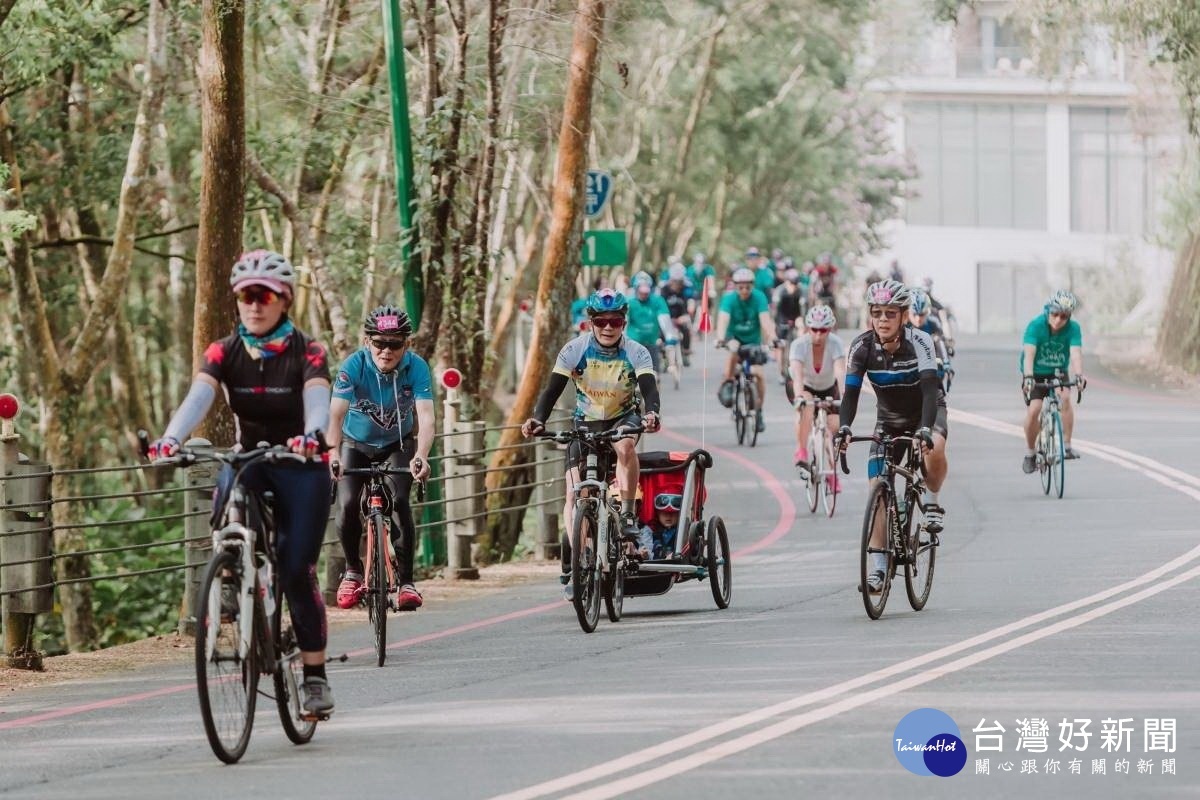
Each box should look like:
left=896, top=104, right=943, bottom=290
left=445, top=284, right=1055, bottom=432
left=909, top=288, right=953, bottom=391
left=519, top=289, right=662, bottom=598
left=747, top=247, right=777, bottom=295
left=716, top=267, right=777, bottom=433
left=1021, top=290, right=1086, bottom=472
left=659, top=263, right=696, bottom=365
left=773, top=267, right=806, bottom=392
left=692, top=251, right=718, bottom=302
left=149, top=249, right=336, bottom=717
left=790, top=304, right=845, bottom=483
left=922, top=277, right=956, bottom=355
left=837, top=279, right=948, bottom=593
left=328, top=305, right=434, bottom=614
left=626, top=271, right=677, bottom=374
left=810, top=252, right=839, bottom=321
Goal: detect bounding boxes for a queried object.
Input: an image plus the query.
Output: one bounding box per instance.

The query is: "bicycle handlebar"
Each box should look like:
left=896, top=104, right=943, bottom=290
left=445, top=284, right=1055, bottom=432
left=137, top=430, right=325, bottom=469
left=1026, top=376, right=1085, bottom=404
left=535, top=424, right=646, bottom=445
left=833, top=433, right=922, bottom=475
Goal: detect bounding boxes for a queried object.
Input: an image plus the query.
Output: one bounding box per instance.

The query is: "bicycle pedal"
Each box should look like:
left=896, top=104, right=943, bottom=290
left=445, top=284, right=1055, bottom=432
left=300, top=711, right=332, bottom=722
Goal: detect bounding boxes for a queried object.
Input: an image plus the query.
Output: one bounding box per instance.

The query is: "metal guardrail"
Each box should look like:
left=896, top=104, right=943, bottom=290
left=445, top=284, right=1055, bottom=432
left=0, top=399, right=570, bottom=662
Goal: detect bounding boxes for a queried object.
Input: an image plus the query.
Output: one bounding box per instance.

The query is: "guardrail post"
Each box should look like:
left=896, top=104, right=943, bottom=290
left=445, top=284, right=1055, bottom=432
left=442, top=387, right=479, bottom=580
left=1, top=401, right=53, bottom=669
left=179, top=438, right=216, bottom=636
left=533, top=439, right=562, bottom=560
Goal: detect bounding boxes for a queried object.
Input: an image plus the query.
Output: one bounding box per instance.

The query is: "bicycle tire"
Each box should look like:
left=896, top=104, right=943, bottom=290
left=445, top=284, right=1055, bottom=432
left=803, top=441, right=819, bottom=514
left=1051, top=410, right=1066, bottom=499
left=904, top=488, right=936, bottom=611
left=733, top=382, right=747, bottom=445
left=821, top=431, right=837, bottom=518
left=368, top=513, right=389, bottom=666
left=707, top=516, right=732, bottom=609
left=571, top=505, right=601, bottom=633
left=195, top=549, right=257, bottom=764
left=273, top=599, right=317, bottom=744
left=748, top=383, right=760, bottom=447
left=603, top=534, right=624, bottom=622
left=859, top=482, right=893, bottom=620
left=1038, top=411, right=1052, bottom=495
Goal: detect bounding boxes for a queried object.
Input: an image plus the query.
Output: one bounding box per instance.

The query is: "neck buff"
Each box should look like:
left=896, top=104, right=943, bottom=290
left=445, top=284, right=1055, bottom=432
left=238, top=317, right=295, bottom=361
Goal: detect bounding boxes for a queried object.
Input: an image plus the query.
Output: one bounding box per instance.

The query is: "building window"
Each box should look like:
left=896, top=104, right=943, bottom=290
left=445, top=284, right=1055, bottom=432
left=1070, top=107, right=1177, bottom=235
left=906, top=102, right=1046, bottom=229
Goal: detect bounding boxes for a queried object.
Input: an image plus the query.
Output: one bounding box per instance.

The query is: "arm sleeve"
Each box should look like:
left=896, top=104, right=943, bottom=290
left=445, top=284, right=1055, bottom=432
left=919, top=372, right=940, bottom=430
left=532, top=372, right=570, bottom=423
left=163, top=380, right=217, bottom=442
left=637, top=372, right=660, bottom=415
left=303, top=383, right=332, bottom=433
left=839, top=336, right=868, bottom=429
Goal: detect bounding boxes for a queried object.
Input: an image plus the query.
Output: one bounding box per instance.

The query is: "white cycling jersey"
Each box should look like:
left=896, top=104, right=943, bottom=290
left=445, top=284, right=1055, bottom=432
left=788, top=333, right=846, bottom=392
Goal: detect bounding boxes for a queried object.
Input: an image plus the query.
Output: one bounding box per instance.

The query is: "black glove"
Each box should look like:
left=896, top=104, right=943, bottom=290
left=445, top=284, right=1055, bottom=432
left=521, top=418, right=545, bottom=438
left=835, top=425, right=852, bottom=451
left=914, top=426, right=934, bottom=451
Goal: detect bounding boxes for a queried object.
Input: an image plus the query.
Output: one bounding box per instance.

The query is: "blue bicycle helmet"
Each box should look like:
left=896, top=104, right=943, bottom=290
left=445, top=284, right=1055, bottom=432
left=585, top=288, right=629, bottom=317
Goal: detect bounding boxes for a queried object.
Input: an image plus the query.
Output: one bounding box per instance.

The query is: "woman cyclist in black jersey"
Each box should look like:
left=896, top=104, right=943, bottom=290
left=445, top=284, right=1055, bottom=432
left=149, top=250, right=336, bottom=718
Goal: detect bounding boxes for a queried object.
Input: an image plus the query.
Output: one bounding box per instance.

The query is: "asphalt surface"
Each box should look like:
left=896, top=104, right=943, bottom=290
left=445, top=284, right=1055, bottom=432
left=1, top=334, right=1197, bottom=799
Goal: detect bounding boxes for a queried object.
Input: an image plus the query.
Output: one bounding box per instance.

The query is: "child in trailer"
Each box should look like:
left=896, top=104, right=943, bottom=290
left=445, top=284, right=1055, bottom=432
left=636, top=493, right=682, bottom=560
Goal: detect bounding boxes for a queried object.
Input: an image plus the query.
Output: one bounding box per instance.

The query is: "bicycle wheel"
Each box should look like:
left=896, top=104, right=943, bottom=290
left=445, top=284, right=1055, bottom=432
left=706, top=515, right=732, bottom=609
left=603, top=537, right=625, bottom=623
left=1038, top=413, right=1052, bottom=495
left=747, top=384, right=760, bottom=448
left=1050, top=410, right=1066, bottom=499
left=859, top=482, right=893, bottom=620
left=195, top=549, right=258, bottom=764
left=904, top=489, right=936, bottom=611
left=803, top=446, right=819, bottom=513
left=669, top=346, right=681, bottom=390
left=273, top=599, right=317, bottom=744
left=367, top=513, right=389, bottom=666
left=820, top=431, right=838, bottom=518
left=733, top=383, right=747, bottom=445
left=571, top=505, right=601, bottom=633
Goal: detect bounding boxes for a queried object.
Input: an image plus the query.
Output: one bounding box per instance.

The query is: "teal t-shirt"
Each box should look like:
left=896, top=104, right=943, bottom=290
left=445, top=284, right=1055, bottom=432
left=627, top=293, right=670, bottom=347
left=1021, top=314, right=1082, bottom=375
left=754, top=266, right=776, bottom=294
left=719, top=289, right=770, bottom=344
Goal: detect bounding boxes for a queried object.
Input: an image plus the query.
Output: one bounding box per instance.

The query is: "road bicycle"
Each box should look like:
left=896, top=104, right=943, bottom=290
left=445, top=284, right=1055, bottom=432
left=797, top=397, right=840, bottom=517
left=143, top=437, right=325, bottom=763
left=1026, top=375, right=1084, bottom=499
left=337, top=462, right=426, bottom=667
left=838, top=432, right=938, bottom=620
left=538, top=424, right=644, bottom=633
left=722, top=343, right=767, bottom=447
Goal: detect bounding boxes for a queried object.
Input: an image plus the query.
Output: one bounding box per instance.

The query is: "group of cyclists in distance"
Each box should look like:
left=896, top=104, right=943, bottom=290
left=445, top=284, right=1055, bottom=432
left=141, top=242, right=1087, bottom=726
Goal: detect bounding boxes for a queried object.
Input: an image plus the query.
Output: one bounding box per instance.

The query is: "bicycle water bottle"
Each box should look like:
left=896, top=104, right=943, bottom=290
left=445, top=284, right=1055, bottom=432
left=258, top=562, right=275, bottom=618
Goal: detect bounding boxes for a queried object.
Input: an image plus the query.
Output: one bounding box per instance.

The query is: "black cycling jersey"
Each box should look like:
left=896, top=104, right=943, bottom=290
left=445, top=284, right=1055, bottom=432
left=659, top=283, right=692, bottom=319
left=840, top=327, right=942, bottom=432
left=774, top=285, right=804, bottom=323
left=199, top=325, right=331, bottom=448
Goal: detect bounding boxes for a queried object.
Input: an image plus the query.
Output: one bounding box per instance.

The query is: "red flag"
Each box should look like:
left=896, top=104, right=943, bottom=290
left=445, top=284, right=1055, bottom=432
left=698, top=276, right=714, bottom=333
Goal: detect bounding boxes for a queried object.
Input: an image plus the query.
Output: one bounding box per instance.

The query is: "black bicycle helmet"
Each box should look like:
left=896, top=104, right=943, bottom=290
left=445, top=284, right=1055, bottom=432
left=364, top=304, right=414, bottom=337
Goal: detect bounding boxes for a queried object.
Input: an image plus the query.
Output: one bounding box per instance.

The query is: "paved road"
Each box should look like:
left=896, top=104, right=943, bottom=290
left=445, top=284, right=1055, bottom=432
left=2, top=335, right=1197, bottom=798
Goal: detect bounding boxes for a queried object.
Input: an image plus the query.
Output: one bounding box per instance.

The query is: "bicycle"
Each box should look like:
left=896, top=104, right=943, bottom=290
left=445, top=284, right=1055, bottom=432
left=1026, top=375, right=1084, bottom=499
left=797, top=397, right=839, bottom=517
left=722, top=343, right=767, bottom=447
left=337, top=462, right=426, bottom=667
left=537, top=423, right=644, bottom=633
left=143, top=437, right=325, bottom=763
left=659, top=337, right=683, bottom=390
left=838, top=432, right=938, bottom=620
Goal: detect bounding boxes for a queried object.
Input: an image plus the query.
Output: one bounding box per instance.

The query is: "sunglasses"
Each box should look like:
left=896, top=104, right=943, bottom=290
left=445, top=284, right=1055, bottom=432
left=1048, top=311, right=1070, bottom=319
left=371, top=338, right=407, bottom=351
left=810, top=327, right=831, bottom=334
left=870, top=308, right=902, bottom=320
left=592, top=316, right=626, bottom=330
left=235, top=287, right=280, bottom=306
left=654, top=494, right=683, bottom=512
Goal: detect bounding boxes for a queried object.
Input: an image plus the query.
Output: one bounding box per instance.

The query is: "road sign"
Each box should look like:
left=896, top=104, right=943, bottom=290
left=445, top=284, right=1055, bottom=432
left=585, top=170, right=613, bottom=219
left=582, top=230, right=627, bottom=266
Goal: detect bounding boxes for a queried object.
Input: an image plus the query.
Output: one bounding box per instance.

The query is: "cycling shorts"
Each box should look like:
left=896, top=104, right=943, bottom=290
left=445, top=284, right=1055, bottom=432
left=567, top=410, right=642, bottom=475
left=866, top=409, right=948, bottom=480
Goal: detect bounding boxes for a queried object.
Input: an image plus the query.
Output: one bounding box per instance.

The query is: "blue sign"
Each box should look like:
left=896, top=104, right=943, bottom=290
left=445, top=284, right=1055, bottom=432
left=585, top=170, right=613, bottom=219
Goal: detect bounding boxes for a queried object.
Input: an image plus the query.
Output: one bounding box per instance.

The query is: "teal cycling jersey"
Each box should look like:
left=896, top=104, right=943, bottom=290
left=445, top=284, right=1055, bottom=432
left=333, top=348, right=433, bottom=447
left=627, top=293, right=670, bottom=347
left=1021, top=313, right=1082, bottom=375
left=754, top=266, right=776, bottom=294
left=719, top=289, right=770, bottom=344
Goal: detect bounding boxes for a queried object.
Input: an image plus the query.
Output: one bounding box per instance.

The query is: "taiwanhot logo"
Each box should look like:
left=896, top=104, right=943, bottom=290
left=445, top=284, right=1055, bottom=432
left=893, top=708, right=967, bottom=777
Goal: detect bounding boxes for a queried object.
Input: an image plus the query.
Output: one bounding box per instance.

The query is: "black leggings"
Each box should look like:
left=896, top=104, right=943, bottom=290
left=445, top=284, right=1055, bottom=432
left=335, top=441, right=417, bottom=585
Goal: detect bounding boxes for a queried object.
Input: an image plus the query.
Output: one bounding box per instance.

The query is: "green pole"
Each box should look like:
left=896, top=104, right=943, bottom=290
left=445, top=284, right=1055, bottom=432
left=381, top=0, right=422, bottom=327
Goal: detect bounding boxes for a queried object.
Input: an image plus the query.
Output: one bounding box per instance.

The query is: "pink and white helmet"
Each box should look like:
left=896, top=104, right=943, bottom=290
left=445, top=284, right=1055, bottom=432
left=864, top=279, right=912, bottom=308
left=805, top=304, right=836, bottom=330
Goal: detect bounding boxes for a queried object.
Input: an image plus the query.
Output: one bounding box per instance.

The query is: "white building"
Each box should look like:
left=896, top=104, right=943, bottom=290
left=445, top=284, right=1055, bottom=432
left=866, top=1, right=1181, bottom=333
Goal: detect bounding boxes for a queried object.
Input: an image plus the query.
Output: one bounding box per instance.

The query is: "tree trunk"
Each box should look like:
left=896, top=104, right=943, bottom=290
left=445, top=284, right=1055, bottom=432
left=481, top=0, right=606, bottom=562
left=1157, top=231, right=1200, bottom=371
left=193, top=0, right=245, bottom=446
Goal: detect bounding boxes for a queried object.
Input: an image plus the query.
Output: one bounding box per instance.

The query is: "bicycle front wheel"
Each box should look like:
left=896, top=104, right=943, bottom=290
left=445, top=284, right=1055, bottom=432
left=368, top=513, right=389, bottom=666
left=820, top=432, right=838, bottom=518
left=1038, top=416, right=1052, bottom=495
left=195, top=549, right=258, bottom=764
left=904, top=490, right=936, bottom=611
left=572, top=505, right=601, bottom=633
left=859, top=482, right=893, bottom=620
left=603, top=537, right=625, bottom=623
left=1051, top=410, right=1066, bottom=499
left=273, top=600, right=317, bottom=744
left=803, top=440, right=819, bottom=514
left=747, top=383, right=760, bottom=448
left=733, top=383, right=747, bottom=445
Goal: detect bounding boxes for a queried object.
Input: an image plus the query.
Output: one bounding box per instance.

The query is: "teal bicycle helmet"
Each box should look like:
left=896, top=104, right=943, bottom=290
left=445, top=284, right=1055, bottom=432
left=585, top=288, right=629, bottom=316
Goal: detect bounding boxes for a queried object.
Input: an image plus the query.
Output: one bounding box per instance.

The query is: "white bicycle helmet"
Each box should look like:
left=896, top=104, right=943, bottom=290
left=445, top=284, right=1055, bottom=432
left=865, top=279, right=912, bottom=308
left=732, top=267, right=755, bottom=284
left=230, top=250, right=297, bottom=297
left=632, top=270, right=654, bottom=288
left=667, top=264, right=686, bottom=281
left=1046, top=289, right=1079, bottom=315
left=805, top=304, right=836, bottom=330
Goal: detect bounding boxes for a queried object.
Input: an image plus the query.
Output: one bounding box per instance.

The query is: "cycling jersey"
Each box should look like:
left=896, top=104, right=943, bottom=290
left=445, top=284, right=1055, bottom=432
left=788, top=332, right=846, bottom=392
left=719, top=289, right=770, bottom=345
left=841, top=327, right=942, bottom=432
left=546, top=333, right=656, bottom=422
left=1022, top=313, right=1082, bottom=375
left=627, top=293, right=671, bottom=347
left=773, top=284, right=804, bottom=323
left=754, top=266, right=776, bottom=294
left=659, top=282, right=694, bottom=319
left=199, top=324, right=331, bottom=448
left=812, top=264, right=837, bottom=298
left=332, top=348, right=433, bottom=448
